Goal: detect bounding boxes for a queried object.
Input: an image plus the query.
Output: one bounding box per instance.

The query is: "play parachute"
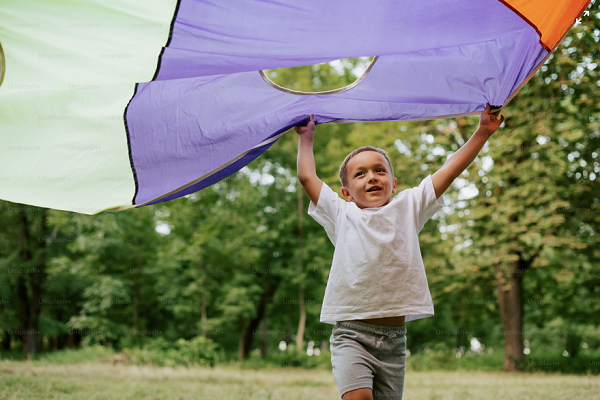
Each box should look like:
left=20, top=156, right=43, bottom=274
left=0, top=0, right=590, bottom=214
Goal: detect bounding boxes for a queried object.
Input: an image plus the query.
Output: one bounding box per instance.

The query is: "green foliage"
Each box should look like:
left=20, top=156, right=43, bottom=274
left=521, top=355, right=600, bottom=375
left=126, top=335, right=219, bottom=368
left=0, top=4, right=599, bottom=377
left=236, top=348, right=332, bottom=370
left=32, top=344, right=114, bottom=365
left=407, top=345, right=504, bottom=372
left=264, top=57, right=374, bottom=93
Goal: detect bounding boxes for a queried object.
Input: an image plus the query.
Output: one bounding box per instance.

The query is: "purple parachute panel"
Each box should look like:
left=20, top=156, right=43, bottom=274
left=126, top=0, right=549, bottom=206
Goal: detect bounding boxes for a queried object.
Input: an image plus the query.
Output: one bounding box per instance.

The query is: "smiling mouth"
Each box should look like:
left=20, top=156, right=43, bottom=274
left=367, top=187, right=382, bottom=192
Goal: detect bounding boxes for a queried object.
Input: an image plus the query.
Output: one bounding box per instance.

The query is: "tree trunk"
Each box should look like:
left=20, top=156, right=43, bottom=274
left=242, top=289, right=269, bottom=359
left=2, top=331, right=11, bottom=351
left=17, top=206, right=47, bottom=355
left=16, top=275, right=29, bottom=350
left=295, top=180, right=306, bottom=353
left=67, top=332, right=75, bottom=349
left=201, top=279, right=207, bottom=337
left=133, top=282, right=139, bottom=333
left=238, top=318, right=244, bottom=362
left=296, top=285, right=306, bottom=353
left=259, top=314, right=268, bottom=358
left=285, top=319, right=293, bottom=345
left=494, top=257, right=525, bottom=371
left=456, top=297, right=470, bottom=350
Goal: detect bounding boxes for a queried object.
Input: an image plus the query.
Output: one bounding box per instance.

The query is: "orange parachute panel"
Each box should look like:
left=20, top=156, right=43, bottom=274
left=499, top=0, right=591, bottom=51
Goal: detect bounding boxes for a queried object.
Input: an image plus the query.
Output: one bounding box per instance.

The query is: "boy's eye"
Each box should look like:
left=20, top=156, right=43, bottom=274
left=356, top=169, right=385, bottom=177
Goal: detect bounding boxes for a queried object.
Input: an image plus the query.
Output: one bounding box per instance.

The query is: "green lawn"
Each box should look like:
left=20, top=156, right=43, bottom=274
left=0, top=360, right=599, bottom=399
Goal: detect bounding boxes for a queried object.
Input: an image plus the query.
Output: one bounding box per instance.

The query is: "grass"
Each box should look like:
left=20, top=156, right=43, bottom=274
left=1, top=359, right=599, bottom=400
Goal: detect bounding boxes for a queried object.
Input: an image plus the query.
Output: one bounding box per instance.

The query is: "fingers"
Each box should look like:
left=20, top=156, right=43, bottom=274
left=484, top=103, right=490, bottom=114
left=294, top=114, right=315, bottom=134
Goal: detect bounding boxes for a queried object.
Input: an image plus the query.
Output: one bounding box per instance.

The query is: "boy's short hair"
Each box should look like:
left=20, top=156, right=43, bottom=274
left=339, top=146, right=394, bottom=187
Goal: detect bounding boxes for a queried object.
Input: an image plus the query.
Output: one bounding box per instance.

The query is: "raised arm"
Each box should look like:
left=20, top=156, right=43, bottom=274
left=295, top=114, right=323, bottom=206
left=432, top=103, right=505, bottom=198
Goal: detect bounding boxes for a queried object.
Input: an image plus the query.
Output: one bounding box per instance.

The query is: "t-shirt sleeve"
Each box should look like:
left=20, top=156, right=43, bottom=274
left=307, top=182, right=345, bottom=245
left=411, top=174, right=445, bottom=232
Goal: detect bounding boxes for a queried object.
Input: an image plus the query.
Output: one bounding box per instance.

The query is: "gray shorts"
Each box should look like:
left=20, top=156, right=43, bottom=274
left=329, top=320, right=407, bottom=400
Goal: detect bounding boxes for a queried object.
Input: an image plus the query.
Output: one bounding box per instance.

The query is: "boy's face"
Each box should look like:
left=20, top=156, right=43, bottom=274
left=341, top=151, right=397, bottom=209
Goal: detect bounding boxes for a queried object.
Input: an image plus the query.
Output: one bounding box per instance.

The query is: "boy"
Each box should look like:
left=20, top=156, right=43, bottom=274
left=294, top=104, right=504, bottom=400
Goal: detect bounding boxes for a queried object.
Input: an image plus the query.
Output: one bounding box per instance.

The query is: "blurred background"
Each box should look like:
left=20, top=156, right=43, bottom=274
left=1, top=4, right=599, bottom=381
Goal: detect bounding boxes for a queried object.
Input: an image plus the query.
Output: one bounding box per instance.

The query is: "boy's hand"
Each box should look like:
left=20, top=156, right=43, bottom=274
left=294, top=114, right=315, bottom=136
left=477, top=103, right=505, bottom=138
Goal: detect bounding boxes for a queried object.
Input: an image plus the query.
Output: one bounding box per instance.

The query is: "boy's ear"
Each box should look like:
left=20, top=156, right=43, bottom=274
left=392, top=177, right=397, bottom=193
left=341, top=187, right=353, bottom=201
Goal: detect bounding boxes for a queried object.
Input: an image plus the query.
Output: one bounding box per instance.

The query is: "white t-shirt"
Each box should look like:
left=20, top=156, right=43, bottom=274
left=308, top=174, right=445, bottom=325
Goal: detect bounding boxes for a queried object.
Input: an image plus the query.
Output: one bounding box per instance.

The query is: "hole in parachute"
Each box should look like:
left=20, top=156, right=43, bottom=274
left=260, top=56, right=377, bottom=95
